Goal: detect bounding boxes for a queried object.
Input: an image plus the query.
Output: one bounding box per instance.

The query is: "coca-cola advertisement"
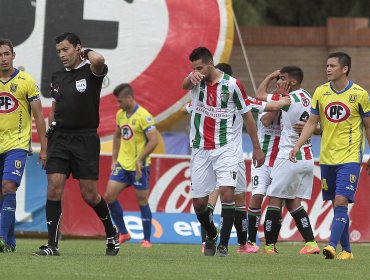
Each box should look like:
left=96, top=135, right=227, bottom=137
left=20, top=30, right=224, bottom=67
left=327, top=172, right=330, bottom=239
left=57, top=155, right=370, bottom=244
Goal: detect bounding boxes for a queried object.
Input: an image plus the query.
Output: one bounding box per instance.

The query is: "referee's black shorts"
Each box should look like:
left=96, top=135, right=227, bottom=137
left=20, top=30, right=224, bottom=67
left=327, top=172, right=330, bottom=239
left=45, top=129, right=100, bottom=180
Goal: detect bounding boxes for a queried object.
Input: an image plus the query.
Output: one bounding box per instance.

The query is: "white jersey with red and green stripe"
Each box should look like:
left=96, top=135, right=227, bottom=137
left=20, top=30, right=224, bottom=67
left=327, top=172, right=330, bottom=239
left=257, top=111, right=282, bottom=167
left=278, top=88, right=313, bottom=160
left=190, top=74, right=250, bottom=149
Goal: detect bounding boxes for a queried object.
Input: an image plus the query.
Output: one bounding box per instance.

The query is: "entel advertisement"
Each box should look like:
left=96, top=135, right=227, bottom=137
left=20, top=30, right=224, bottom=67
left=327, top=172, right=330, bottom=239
left=16, top=154, right=370, bottom=244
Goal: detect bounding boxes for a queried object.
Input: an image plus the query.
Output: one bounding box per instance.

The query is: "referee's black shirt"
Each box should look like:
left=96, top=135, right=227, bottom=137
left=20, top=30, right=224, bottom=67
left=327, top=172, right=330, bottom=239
left=51, top=61, right=107, bottom=130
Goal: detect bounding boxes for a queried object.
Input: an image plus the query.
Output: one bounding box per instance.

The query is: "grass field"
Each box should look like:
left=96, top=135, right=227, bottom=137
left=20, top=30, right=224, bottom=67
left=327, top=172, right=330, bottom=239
left=1, top=239, right=369, bottom=280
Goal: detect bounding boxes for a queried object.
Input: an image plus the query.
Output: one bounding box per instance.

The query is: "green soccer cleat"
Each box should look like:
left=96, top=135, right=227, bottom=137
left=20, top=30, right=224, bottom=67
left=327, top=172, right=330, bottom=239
left=263, top=244, right=276, bottom=254
left=299, top=241, right=320, bottom=255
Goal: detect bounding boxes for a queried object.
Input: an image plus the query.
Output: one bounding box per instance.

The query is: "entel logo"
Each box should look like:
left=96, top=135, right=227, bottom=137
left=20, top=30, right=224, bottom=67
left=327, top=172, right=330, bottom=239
left=124, top=216, right=163, bottom=239
left=0, top=92, right=19, bottom=113
left=324, top=101, right=350, bottom=123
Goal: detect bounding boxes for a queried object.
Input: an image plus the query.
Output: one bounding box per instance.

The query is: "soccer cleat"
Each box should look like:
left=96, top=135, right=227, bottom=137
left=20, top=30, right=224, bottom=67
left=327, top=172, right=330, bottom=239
left=237, top=244, right=247, bottom=254
left=201, top=242, right=205, bottom=253
left=32, top=244, right=60, bottom=256
left=0, top=238, right=4, bottom=253
left=336, top=251, right=354, bottom=260
left=3, top=244, right=16, bottom=253
left=299, top=241, right=320, bottom=255
left=119, top=233, right=131, bottom=244
left=204, top=227, right=219, bottom=256
left=245, top=241, right=259, bottom=253
left=141, top=240, right=152, bottom=248
left=106, top=225, right=120, bottom=256
left=216, top=245, right=228, bottom=257
left=322, top=245, right=336, bottom=259
left=263, top=244, right=276, bottom=254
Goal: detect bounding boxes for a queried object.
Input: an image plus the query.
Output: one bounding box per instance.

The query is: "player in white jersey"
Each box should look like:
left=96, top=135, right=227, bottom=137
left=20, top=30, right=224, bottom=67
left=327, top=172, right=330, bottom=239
left=183, top=68, right=290, bottom=254
left=182, top=47, right=265, bottom=257
left=259, top=66, right=320, bottom=255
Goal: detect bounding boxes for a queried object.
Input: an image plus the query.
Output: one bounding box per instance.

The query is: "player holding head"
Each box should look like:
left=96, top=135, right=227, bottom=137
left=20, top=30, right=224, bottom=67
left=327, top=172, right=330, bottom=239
left=290, top=52, right=370, bottom=260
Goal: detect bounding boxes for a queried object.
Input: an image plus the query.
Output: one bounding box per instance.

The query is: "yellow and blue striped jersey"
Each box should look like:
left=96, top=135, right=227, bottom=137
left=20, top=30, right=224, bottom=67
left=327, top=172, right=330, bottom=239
left=311, top=81, right=370, bottom=164
left=116, top=105, right=155, bottom=170
left=0, top=69, right=40, bottom=153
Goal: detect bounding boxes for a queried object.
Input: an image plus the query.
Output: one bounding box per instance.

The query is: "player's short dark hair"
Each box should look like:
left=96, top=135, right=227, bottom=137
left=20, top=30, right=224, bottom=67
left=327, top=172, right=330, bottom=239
left=189, top=47, right=213, bottom=63
left=280, top=65, right=304, bottom=84
left=55, top=32, right=82, bottom=47
left=113, top=83, right=134, bottom=97
left=327, top=52, right=351, bottom=75
left=0, top=38, right=14, bottom=53
left=215, top=63, right=233, bottom=76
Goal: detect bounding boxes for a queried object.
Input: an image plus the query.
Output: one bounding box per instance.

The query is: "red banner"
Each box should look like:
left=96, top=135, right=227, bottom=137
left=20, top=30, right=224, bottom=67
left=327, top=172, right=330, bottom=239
left=61, top=155, right=370, bottom=242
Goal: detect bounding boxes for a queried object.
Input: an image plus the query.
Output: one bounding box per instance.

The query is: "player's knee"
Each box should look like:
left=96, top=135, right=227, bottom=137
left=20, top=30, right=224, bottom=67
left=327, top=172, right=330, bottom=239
left=47, top=184, right=63, bottom=200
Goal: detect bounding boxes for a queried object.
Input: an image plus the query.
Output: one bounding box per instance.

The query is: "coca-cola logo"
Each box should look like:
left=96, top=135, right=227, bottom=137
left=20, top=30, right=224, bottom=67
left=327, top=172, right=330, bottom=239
left=149, top=160, right=191, bottom=213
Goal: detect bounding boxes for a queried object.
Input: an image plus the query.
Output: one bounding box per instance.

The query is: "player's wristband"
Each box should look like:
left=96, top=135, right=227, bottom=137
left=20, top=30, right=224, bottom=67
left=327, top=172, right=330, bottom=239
left=267, top=94, right=273, bottom=102
left=83, top=48, right=94, bottom=58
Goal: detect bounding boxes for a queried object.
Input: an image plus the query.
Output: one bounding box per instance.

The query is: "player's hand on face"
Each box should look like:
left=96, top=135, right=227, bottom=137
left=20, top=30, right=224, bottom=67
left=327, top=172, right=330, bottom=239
left=276, top=81, right=290, bottom=96
left=135, top=161, right=143, bottom=181
left=293, top=123, right=305, bottom=135
left=189, top=71, right=204, bottom=85
left=269, top=70, right=280, bottom=80
left=289, top=147, right=299, bottom=163
left=253, top=148, right=265, bottom=168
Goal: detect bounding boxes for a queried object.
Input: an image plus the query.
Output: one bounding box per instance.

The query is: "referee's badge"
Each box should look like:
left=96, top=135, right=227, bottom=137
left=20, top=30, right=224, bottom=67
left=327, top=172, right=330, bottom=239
left=349, top=174, right=356, bottom=183
left=76, top=79, right=87, bottom=93
left=14, top=160, right=22, bottom=169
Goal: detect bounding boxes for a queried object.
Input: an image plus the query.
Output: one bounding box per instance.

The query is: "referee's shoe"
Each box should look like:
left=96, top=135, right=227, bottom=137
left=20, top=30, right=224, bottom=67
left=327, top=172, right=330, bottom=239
left=32, top=244, right=60, bottom=256
left=106, top=225, right=120, bottom=256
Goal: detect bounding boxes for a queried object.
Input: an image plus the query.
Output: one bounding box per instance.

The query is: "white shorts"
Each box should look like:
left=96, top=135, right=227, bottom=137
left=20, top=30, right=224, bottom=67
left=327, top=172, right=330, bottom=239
left=191, top=144, right=238, bottom=198
left=267, top=158, right=314, bottom=199
left=250, top=164, right=272, bottom=196
left=217, top=161, right=246, bottom=194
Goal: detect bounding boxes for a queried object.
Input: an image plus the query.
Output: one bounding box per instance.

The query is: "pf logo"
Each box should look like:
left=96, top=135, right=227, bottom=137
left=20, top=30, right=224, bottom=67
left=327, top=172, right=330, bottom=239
left=121, top=125, right=133, bottom=140
left=0, top=92, right=19, bottom=114
left=324, top=102, right=350, bottom=123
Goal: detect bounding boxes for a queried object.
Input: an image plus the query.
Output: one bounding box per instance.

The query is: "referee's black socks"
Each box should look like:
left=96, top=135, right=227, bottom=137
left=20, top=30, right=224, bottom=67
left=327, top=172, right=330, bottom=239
left=93, top=197, right=115, bottom=238
left=46, top=200, right=62, bottom=248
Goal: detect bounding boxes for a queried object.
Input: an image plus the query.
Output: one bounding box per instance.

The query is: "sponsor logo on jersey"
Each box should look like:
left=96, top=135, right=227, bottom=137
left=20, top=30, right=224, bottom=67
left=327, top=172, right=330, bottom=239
left=10, top=83, right=18, bottom=93
left=75, top=79, right=87, bottom=93
left=349, top=94, right=357, bottom=103
left=324, top=102, right=350, bottom=123
left=0, top=92, right=19, bottom=113
left=121, top=124, right=134, bottom=140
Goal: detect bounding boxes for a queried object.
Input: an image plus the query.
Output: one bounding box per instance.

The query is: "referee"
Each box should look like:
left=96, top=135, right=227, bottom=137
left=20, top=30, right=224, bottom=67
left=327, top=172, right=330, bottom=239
left=32, top=32, right=119, bottom=256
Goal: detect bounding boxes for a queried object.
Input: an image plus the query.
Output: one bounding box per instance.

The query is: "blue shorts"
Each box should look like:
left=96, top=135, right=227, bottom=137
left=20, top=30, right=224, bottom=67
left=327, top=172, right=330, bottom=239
left=320, top=162, right=361, bottom=203
left=109, top=162, right=150, bottom=190
left=0, top=149, right=28, bottom=186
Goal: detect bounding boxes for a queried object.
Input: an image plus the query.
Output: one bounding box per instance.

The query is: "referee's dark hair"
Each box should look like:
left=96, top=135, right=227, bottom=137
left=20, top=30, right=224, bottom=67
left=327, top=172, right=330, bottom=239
left=189, top=47, right=213, bottom=64
left=113, top=83, right=134, bottom=97
left=55, top=32, right=82, bottom=47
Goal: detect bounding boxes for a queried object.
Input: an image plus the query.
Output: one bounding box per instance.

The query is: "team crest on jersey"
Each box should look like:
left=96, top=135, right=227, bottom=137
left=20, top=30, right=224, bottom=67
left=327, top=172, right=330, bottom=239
left=132, top=119, right=136, bottom=125
left=0, top=92, right=19, bottom=113
left=349, top=174, right=357, bottom=183
left=75, top=79, right=87, bottom=93
left=14, top=160, right=22, bottom=169
left=10, top=83, right=18, bottom=93
left=301, top=96, right=310, bottom=107
left=121, top=125, right=134, bottom=140
left=349, top=94, right=357, bottom=103
left=146, top=116, right=153, bottom=123
left=324, top=102, right=350, bottom=123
